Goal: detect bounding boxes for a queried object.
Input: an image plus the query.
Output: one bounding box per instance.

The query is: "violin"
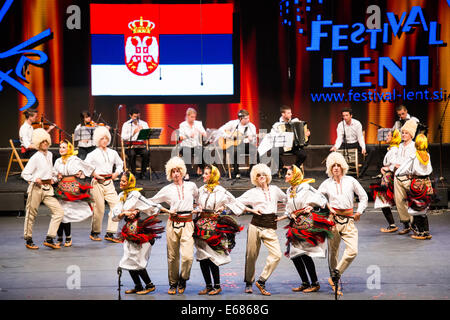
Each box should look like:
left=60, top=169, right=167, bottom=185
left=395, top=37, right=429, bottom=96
left=84, top=121, right=106, bottom=128
left=85, top=121, right=97, bottom=128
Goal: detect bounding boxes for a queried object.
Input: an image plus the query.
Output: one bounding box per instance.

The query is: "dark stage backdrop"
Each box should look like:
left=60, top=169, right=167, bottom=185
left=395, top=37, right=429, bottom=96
left=0, top=0, right=449, bottom=146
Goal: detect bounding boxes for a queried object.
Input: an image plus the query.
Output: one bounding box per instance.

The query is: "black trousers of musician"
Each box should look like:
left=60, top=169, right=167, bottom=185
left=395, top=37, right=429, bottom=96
left=227, top=143, right=258, bottom=177
left=292, top=254, right=318, bottom=285
left=77, top=146, right=96, bottom=160
left=199, top=259, right=221, bottom=289
left=126, top=147, right=150, bottom=178
left=180, top=146, right=204, bottom=176
left=339, top=142, right=375, bottom=177
left=278, top=146, right=307, bottom=169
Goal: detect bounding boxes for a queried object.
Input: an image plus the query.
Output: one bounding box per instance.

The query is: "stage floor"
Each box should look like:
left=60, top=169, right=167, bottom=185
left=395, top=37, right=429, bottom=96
left=0, top=206, right=449, bottom=300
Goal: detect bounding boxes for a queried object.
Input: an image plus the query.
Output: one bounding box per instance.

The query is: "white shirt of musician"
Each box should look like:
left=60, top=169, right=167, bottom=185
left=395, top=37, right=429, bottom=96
left=218, top=119, right=257, bottom=145
left=284, top=183, right=327, bottom=217
left=121, top=119, right=149, bottom=142
left=393, top=114, right=420, bottom=132
left=84, top=148, right=123, bottom=176
left=179, top=120, right=206, bottom=148
left=21, top=151, right=57, bottom=183
left=318, top=175, right=368, bottom=214
left=19, top=121, right=34, bottom=149
left=333, top=118, right=366, bottom=151
left=235, top=185, right=287, bottom=215
left=74, top=124, right=96, bottom=148
left=271, top=116, right=301, bottom=133
left=54, top=155, right=95, bottom=177
left=149, top=181, right=199, bottom=212
left=394, top=141, right=416, bottom=174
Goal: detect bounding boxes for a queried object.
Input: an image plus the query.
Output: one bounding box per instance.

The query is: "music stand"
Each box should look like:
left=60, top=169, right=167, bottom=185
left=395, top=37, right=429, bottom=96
left=143, top=128, right=162, bottom=180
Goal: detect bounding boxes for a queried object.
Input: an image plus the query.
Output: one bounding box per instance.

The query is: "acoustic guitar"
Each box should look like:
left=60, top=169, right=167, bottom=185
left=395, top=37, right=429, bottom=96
left=218, top=130, right=245, bottom=150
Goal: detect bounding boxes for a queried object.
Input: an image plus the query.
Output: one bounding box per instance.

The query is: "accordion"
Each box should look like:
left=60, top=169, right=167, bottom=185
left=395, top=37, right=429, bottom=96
left=280, top=121, right=309, bottom=150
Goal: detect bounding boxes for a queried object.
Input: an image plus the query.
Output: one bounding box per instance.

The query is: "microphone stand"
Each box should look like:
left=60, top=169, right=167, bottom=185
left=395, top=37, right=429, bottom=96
left=117, top=267, right=122, bottom=300
left=168, top=124, right=179, bottom=156
left=342, top=119, right=349, bottom=162
left=369, top=121, right=384, bottom=177
left=43, top=115, right=72, bottom=143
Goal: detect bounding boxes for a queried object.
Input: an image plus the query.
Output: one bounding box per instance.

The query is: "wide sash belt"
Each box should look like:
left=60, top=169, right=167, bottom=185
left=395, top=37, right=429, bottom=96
left=251, top=213, right=277, bottom=230
left=170, top=211, right=193, bottom=222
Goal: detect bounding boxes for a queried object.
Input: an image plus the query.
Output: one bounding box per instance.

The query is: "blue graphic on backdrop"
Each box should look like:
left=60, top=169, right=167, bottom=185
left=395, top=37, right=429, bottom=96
left=0, top=0, right=52, bottom=111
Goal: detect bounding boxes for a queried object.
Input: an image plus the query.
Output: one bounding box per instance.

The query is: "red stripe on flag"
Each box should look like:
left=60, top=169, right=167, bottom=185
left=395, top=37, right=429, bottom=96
left=90, top=4, right=233, bottom=35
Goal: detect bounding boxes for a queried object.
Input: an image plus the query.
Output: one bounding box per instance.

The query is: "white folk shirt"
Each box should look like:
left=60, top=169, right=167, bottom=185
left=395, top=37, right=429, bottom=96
left=235, top=185, right=287, bottom=215
left=318, top=175, right=368, bottom=214
left=111, top=190, right=161, bottom=221
left=394, top=141, right=416, bottom=175
left=334, top=118, right=366, bottom=151
left=284, top=183, right=328, bottom=217
left=54, top=156, right=95, bottom=177
left=197, top=185, right=244, bottom=213
left=21, top=151, right=57, bottom=183
left=84, top=148, right=123, bottom=176
left=396, top=154, right=433, bottom=177
left=271, top=116, right=301, bottom=134
left=19, top=121, right=33, bottom=149
left=383, top=146, right=399, bottom=172
left=121, top=119, right=149, bottom=142
left=179, top=120, right=206, bottom=148
left=149, top=181, right=199, bottom=212
left=74, top=124, right=96, bottom=148
left=218, top=119, right=257, bottom=145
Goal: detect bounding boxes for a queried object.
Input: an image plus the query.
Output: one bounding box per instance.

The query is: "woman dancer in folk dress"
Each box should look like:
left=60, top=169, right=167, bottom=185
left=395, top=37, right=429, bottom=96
left=112, top=171, right=168, bottom=295
left=397, top=134, right=434, bottom=240
left=278, top=165, right=334, bottom=293
left=370, top=129, right=401, bottom=233
left=194, top=165, right=257, bottom=295
left=54, top=140, right=95, bottom=247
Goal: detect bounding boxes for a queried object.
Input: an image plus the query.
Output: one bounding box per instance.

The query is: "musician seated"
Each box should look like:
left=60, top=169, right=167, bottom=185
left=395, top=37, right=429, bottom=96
left=121, top=108, right=150, bottom=179
left=218, top=109, right=258, bottom=179
left=74, top=111, right=97, bottom=160
left=178, top=107, right=206, bottom=179
left=330, top=108, right=373, bottom=177
left=19, top=108, right=55, bottom=159
left=271, top=105, right=310, bottom=173
left=393, top=105, right=424, bottom=140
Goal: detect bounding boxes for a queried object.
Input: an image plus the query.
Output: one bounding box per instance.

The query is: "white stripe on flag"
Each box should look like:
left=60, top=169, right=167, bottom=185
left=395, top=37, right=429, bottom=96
left=91, top=64, right=234, bottom=96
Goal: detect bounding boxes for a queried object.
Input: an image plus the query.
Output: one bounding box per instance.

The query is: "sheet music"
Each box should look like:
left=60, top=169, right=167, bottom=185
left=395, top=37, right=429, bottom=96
left=258, top=132, right=294, bottom=156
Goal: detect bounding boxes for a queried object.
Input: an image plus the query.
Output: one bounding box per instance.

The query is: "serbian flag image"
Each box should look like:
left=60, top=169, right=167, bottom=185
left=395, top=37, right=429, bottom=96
left=90, top=4, right=234, bottom=96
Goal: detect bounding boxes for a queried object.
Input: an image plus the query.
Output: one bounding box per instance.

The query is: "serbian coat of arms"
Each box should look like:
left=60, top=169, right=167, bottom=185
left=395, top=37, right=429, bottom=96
left=125, top=16, right=159, bottom=76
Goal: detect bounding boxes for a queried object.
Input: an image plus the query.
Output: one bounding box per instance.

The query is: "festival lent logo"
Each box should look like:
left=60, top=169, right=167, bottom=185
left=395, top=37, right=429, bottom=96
left=125, top=17, right=159, bottom=76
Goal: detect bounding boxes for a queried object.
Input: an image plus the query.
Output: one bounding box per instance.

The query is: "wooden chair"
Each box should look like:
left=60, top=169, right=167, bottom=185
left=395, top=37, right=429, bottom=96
left=337, top=148, right=362, bottom=177
left=120, top=138, right=152, bottom=180
left=5, top=139, right=29, bottom=182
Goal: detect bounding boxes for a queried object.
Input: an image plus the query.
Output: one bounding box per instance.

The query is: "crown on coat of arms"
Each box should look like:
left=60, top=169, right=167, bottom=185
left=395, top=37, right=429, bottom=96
left=128, top=17, right=155, bottom=34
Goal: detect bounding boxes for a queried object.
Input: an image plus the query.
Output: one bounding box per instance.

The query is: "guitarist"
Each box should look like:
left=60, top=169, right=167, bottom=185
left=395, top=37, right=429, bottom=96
left=218, top=109, right=258, bottom=179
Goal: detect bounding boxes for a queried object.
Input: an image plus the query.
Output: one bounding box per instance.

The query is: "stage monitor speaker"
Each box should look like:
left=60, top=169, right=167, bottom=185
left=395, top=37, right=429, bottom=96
left=431, top=187, right=448, bottom=208
left=0, top=192, right=25, bottom=212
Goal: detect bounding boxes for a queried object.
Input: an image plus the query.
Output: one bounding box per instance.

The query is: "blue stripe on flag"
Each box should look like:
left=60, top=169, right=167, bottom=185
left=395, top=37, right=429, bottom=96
left=91, top=34, right=232, bottom=65
left=91, top=34, right=124, bottom=65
